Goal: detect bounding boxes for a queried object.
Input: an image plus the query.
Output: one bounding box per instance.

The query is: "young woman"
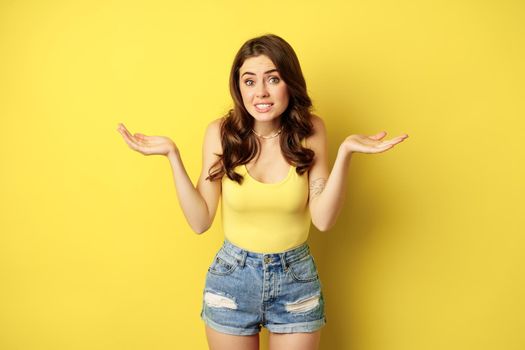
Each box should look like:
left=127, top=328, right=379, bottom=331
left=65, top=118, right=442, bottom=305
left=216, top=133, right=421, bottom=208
left=117, top=34, right=408, bottom=350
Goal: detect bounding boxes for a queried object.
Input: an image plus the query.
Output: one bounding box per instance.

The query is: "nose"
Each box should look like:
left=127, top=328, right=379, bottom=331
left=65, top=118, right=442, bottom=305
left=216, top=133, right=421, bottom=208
left=255, top=81, right=269, bottom=98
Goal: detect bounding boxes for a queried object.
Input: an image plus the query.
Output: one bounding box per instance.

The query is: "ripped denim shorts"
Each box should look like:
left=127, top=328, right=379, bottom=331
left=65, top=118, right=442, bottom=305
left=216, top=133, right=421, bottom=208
left=200, top=238, right=326, bottom=335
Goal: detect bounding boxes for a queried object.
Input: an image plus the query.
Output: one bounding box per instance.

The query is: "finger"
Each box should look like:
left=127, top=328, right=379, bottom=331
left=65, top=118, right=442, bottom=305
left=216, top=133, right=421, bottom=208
left=369, top=131, right=387, bottom=140
left=117, top=123, right=129, bottom=133
left=119, top=124, right=143, bottom=142
left=117, top=124, right=139, bottom=144
left=117, top=125, right=133, bottom=139
left=120, top=126, right=140, bottom=143
left=391, top=134, right=409, bottom=142
left=119, top=127, right=138, bottom=147
left=375, top=144, right=395, bottom=153
left=134, top=133, right=145, bottom=141
left=364, top=145, right=392, bottom=154
left=393, top=135, right=409, bottom=143
left=119, top=127, right=145, bottom=150
left=125, top=135, right=148, bottom=153
left=375, top=142, right=394, bottom=150
left=119, top=127, right=135, bottom=142
left=381, top=135, right=407, bottom=146
left=134, top=133, right=153, bottom=143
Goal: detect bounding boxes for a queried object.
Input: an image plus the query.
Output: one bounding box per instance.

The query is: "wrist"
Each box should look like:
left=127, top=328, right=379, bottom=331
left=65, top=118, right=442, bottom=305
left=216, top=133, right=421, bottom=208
left=167, top=148, right=180, bottom=161
left=338, top=144, right=353, bottom=158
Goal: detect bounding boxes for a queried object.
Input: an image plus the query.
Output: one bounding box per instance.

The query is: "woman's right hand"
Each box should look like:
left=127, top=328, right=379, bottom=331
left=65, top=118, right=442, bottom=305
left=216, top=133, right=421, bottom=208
left=117, top=123, right=178, bottom=156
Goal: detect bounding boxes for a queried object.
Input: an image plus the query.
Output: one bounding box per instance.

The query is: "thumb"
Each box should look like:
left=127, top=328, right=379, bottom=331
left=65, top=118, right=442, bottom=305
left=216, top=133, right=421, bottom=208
left=369, top=131, right=387, bottom=140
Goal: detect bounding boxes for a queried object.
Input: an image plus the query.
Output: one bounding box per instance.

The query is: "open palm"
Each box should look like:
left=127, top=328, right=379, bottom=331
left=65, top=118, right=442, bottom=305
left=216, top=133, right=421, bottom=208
left=342, top=131, right=409, bottom=154
left=117, top=123, right=177, bottom=156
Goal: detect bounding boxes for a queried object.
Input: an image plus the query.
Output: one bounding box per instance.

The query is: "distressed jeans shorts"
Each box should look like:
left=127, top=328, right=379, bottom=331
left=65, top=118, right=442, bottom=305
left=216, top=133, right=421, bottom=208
left=200, top=239, right=327, bottom=335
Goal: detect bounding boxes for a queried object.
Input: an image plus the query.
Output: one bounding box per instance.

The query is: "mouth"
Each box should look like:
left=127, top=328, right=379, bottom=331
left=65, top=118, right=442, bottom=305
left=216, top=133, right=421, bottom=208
left=254, top=103, right=273, bottom=113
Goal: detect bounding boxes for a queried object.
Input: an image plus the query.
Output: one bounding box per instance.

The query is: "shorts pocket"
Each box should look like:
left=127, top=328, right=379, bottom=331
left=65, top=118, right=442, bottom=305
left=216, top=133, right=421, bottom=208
left=208, top=248, right=239, bottom=276
left=289, top=255, right=319, bottom=282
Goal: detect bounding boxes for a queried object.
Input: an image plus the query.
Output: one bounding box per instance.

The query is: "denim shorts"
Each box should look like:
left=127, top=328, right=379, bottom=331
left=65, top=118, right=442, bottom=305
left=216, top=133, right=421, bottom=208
left=200, top=239, right=326, bottom=335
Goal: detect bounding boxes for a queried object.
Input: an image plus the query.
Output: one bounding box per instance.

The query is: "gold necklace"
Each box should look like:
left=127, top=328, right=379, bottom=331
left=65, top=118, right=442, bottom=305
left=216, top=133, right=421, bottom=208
left=252, top=127, right=282, bottom=139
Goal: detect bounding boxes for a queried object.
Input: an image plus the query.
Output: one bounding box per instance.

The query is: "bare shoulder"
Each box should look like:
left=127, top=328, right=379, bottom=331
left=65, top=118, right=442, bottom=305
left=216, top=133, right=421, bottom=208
left=206, top=117, right=223, bottom=134
left=306, top=114, right=327, bottom=148
left=311, top=114, right=326, bottom=132
left=204, top=117, right=224, bottom=154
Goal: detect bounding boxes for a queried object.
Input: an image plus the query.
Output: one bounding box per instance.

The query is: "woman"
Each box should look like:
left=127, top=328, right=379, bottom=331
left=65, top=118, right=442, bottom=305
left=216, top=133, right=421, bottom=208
left=117, top=34, right=408, bottom=350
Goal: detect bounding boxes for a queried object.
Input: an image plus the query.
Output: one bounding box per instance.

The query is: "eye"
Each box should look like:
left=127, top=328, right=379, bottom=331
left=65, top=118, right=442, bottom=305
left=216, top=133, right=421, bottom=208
left=269, top=76, right=280, bottom=84
left=244, top=79, right=254, bottom=86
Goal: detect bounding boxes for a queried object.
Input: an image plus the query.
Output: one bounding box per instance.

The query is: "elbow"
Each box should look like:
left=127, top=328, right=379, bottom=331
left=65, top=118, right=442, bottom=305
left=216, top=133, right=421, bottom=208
left=310, top=200, right=336, bottom=232
left=191, top=221, right=212, bottom=235
left=315, top=224, right=331, bottom=232
left=192, top=227, right=206, bottom=235
left=312, top=219, right=332, bottom=232
left=191, top=211, right=217, bottom=234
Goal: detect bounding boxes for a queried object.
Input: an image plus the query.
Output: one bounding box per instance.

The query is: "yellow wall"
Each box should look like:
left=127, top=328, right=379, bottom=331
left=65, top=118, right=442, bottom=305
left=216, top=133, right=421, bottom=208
left=1, top=0, right=524, bottom=349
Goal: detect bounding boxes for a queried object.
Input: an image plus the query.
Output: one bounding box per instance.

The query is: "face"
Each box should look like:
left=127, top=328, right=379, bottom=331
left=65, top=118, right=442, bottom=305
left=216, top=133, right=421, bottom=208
left=238, top=54, right=290, bottom=122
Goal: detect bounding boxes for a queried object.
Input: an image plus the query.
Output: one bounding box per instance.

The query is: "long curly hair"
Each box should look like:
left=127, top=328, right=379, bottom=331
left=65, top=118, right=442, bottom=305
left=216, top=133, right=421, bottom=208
left=207, top=34, right=315, bottom=184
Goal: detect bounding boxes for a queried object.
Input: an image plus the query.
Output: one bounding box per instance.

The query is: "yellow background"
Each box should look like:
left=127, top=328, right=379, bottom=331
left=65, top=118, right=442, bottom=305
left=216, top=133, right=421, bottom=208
left=1, top=0, right=524, bottom=349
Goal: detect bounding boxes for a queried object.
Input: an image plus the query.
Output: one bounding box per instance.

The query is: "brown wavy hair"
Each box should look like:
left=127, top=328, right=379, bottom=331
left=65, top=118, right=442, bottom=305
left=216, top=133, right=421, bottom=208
left=207, top=34, right=315, bottom=184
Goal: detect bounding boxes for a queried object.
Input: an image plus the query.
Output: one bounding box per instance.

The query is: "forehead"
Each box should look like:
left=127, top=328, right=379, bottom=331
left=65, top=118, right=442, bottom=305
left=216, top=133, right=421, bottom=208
left=239, top=55, right=276, bottom=74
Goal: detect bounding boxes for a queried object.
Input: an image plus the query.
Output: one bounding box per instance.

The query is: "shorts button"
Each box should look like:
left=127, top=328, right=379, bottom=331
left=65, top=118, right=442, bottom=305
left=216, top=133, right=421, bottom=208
left=264, top=256, right=271, bottom=264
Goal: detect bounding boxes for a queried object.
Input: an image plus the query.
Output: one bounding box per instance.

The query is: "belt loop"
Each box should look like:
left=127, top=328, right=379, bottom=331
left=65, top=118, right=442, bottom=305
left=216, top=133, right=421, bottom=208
left=279, top=253, right=288, bottom=271
left=238, top=250, right=247, bottom=268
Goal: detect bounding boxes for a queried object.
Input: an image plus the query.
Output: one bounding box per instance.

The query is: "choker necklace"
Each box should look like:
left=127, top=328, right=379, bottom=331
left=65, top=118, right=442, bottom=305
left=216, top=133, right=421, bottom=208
left=252, top=127, right=283, bottom=139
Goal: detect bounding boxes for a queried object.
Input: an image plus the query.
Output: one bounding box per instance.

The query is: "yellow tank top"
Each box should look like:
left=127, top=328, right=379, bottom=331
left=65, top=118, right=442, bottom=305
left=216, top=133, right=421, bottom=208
left=221, top=139, right=311, bottom=253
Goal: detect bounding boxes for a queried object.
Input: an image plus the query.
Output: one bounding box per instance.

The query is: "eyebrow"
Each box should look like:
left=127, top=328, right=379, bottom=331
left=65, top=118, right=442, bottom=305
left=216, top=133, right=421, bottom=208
left=240, top=69, right=279, bottom=78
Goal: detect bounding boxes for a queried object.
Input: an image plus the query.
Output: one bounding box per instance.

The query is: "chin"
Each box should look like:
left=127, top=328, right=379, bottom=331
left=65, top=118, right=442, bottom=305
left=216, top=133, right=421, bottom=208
left=252, top=114, right=280, bottom=122
left=248, top=108, right=284, bottom=121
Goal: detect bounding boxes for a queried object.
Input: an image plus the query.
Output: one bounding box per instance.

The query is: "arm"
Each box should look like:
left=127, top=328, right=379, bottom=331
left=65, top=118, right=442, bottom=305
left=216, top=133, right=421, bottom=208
left=307, top=116, right=352, bottom=232
left=307, top=116, right=409, bottom=231
left=167, top=118, right=222, bottom=234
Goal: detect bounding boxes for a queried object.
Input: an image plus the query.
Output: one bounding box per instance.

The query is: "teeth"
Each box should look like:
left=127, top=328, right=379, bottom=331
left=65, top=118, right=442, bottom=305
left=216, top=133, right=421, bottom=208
left=256, top=104, right=272, bottom=108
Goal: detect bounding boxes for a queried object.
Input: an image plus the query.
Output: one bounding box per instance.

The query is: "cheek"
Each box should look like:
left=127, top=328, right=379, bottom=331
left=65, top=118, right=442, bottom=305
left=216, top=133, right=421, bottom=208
left=277, top=87, right=290, bottom=105
left=240, top=89, right=253, bottom=106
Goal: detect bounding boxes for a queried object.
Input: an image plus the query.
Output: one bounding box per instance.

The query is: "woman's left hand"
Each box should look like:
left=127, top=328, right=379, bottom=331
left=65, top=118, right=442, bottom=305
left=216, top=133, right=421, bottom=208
left=341, top=131, right=409, bottom=154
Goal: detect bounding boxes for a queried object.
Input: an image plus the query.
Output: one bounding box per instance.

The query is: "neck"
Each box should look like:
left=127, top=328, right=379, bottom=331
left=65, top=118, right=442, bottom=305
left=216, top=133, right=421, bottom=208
left=252, top=119, right=281, bottom=137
